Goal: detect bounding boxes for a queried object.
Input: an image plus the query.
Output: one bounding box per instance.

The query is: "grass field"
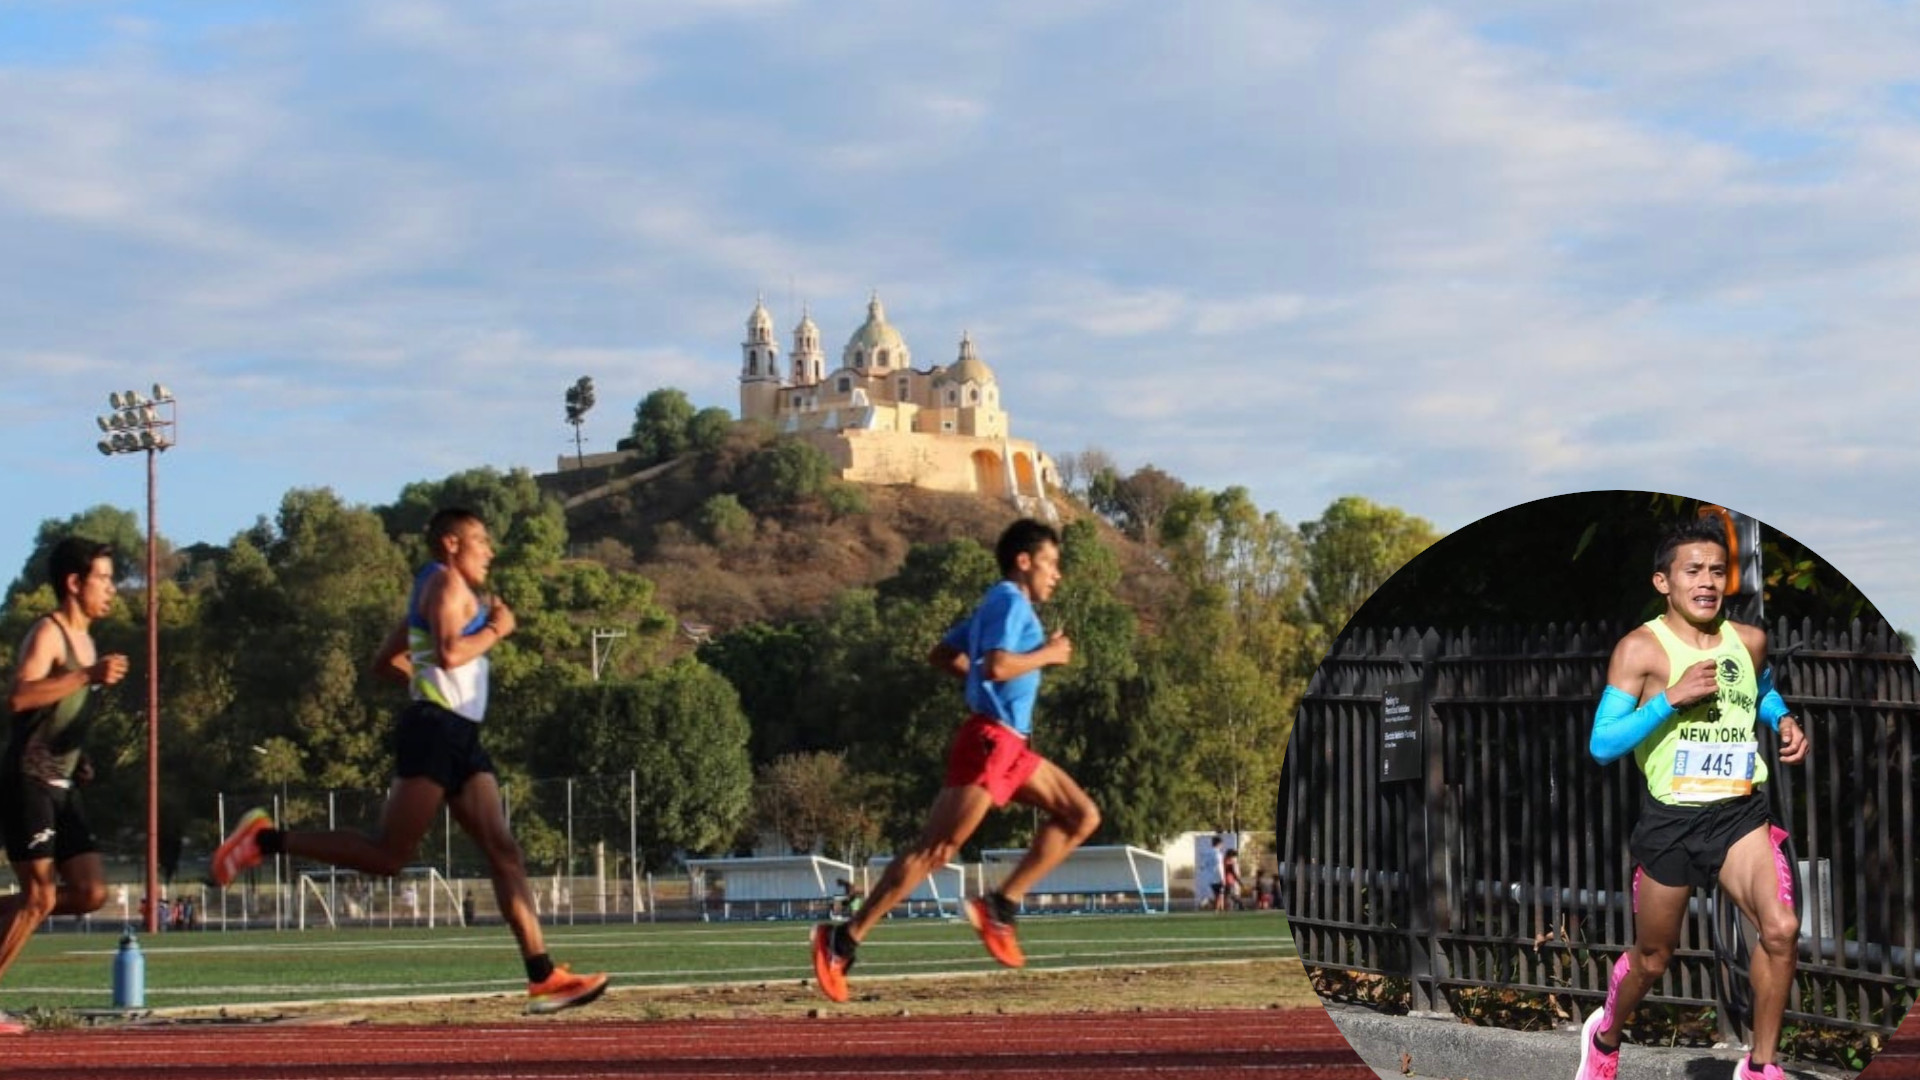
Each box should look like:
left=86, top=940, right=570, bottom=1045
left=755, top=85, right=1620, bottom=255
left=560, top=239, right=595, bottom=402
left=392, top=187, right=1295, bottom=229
left=0, top=911, right=1301, bottom=1019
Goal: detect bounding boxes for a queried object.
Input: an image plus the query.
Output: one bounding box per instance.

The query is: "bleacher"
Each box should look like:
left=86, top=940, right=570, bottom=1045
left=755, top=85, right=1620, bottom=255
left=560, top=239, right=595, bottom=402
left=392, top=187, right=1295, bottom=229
left=980, top=845, right=1169, bottom=914
left=865, top=856, right=965, bottom=917
left=683, top=854, right=853, bottom=921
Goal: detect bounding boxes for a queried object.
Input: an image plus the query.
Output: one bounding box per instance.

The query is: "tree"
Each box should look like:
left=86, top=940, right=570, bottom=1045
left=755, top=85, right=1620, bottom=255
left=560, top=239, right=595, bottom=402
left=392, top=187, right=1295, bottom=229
left=751, top=751, right=882, bottom=860
left=204, top=489, right=410, bottom=792
left=1089, top=465, right=1186, bottom=542
left=564, top=376, right=596, bottom=470
left=740, top=437, right=834, bottom=512
left=1300, top=496, right=1441, bottom=638
left=699, top=621, right=819, bottom=763
left=6, top=505, right=155, bottom=603
left=1153, top=486, right=1314, bottom=832
left=629, top=388, right=696, bottom=467
left=534, top=659, right=753, bottom=864
left=380, top=467, right=568, bottom=571
left=1053, top=447, right=1116, bottom=501
left=687, top=407, right=734, bottom=455
left=696, top=494, right=754, bottom=548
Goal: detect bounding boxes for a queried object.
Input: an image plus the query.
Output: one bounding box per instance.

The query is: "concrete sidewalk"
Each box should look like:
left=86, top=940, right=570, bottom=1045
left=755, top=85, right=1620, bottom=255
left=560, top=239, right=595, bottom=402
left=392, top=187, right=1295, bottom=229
left=1327, top=1003, right=1856, bottom=1080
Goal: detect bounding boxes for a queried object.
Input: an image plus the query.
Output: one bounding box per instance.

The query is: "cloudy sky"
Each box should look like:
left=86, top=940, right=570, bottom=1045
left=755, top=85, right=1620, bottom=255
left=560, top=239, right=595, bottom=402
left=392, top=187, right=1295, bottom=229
left=3, top=1, right=1918, bottom=632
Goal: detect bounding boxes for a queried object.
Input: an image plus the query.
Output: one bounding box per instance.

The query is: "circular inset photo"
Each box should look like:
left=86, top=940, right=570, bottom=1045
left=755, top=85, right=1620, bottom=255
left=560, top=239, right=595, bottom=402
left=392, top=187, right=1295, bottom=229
left=1275, top=490, right=1919, bottom=1080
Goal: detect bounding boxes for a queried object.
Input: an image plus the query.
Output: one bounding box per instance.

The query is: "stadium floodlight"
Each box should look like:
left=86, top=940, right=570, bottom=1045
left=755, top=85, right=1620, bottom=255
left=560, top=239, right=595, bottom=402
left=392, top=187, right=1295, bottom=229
left=92, top=383, right=178, bottom=935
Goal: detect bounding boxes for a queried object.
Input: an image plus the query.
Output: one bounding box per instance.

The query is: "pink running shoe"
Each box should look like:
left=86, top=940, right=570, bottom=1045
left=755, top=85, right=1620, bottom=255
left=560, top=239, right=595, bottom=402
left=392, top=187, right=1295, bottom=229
left=1574, top=1007, right=1619, bottom=1079
left=1734, top=1057, right=1786, bottom=1080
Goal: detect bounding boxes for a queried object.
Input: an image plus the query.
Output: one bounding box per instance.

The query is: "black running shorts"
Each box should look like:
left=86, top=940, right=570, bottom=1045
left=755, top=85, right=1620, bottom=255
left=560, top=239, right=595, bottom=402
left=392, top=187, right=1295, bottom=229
left=1, top=777, right=99, bottom=864
left=393, top=701, right=496, bottom=797
left=1629, top=789, right=1773, bottom=889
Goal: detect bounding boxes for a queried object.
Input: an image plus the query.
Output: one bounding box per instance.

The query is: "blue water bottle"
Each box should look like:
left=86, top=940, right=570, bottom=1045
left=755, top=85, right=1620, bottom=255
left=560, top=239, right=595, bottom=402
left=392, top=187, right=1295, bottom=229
left=112, top=927, right=144, bottom=1008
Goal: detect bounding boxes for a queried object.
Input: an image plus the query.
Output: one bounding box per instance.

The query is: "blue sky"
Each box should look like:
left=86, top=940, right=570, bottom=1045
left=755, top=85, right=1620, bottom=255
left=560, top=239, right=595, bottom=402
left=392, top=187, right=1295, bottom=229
left=2, top=1, right=1918, bottom=633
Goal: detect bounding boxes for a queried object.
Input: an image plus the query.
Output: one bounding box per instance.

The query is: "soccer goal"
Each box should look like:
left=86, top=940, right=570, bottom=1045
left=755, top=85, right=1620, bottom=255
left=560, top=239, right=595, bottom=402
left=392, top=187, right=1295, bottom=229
left=294, top=866, right=465, bottom=930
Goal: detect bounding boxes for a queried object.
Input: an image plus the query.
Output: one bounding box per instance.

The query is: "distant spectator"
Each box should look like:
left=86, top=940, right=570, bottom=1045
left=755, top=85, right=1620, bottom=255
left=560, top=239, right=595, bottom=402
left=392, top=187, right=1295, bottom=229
left=1223, top=848, right=1245, bottom=911
left=832, top=877, right=865, bottom=921
left=1206, top=835, right=1227, bottom=912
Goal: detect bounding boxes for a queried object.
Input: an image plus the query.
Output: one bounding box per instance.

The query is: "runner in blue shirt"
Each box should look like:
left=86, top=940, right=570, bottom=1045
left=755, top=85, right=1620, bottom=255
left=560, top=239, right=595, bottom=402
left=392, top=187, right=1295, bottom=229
left=811, top=518, right=1100, bottom=1002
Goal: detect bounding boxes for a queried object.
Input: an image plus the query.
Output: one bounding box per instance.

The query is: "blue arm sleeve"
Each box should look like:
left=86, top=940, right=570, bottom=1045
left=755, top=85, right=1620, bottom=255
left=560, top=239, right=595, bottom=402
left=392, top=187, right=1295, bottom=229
left=1757, top=667, right=1789, bottom=731
left=1591, top=685, right=1675, bottom=764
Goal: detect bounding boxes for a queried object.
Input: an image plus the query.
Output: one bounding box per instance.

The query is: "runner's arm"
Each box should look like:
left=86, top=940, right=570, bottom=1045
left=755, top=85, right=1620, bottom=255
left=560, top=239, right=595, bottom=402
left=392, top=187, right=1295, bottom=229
left=1591, top=686, right=1673, bottom=763
left=368, top=616, right=412, bottom=686
left=1742, top=624, right=1808, bottom=762
left=7, top=620, right=116, bottom=713
left=1591, top=632, right=1671, bottom=764
left=426, top=571, right=504, bottom=668
left=981, top=631, right=1070, bottom=681
left=1756, top=665, right=1790, bottom=731
left=927, top=641, right=968, bottom=680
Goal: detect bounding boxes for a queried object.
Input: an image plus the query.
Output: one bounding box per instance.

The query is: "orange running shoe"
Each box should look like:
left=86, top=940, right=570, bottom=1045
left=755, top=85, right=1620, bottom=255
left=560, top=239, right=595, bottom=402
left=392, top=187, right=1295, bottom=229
left=210, top=808, right=273, bottom=887
left=965, top=892, right=1025, bottom=968
left=810, top=922, right=857, bottom=1003
left=526, top=964, right=609, bottom=1014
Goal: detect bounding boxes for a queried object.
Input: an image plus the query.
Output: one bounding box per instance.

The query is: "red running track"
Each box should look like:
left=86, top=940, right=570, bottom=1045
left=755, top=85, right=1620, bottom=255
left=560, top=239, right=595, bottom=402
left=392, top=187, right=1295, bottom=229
left=0, top=1007, right=1377, bottom=1079
left=1868, top=1032, right=1920, bottom=1080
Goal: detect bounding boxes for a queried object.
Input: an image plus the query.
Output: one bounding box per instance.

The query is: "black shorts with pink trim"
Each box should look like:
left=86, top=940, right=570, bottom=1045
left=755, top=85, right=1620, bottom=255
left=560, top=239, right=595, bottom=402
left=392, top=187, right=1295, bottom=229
left=1629, top=789, right=1775, bottom=890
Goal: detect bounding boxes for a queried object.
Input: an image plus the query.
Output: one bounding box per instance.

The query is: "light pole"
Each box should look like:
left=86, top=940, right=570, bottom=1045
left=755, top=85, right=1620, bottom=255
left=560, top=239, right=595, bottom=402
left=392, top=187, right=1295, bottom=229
left=96, top=384, right=175, bottom=934
left=251, top=744, right=290, bottom=929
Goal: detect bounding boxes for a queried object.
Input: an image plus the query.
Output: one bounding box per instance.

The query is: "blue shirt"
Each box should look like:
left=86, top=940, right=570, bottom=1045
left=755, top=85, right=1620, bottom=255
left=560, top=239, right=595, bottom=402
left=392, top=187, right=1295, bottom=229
left=941, top=580, right=1045, bottom=737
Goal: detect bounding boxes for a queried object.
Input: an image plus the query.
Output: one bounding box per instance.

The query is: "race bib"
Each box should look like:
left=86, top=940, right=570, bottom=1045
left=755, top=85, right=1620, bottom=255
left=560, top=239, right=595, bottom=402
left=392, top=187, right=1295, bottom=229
left=1671, top=740, right=1758, bottom=802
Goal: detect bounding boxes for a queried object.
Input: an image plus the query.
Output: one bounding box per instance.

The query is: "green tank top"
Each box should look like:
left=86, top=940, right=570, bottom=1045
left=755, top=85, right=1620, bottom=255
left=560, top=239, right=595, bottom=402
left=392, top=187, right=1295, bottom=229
left=7, top=617, right=95, bottom=784
left=1634, top=616, right=1766, bottom=805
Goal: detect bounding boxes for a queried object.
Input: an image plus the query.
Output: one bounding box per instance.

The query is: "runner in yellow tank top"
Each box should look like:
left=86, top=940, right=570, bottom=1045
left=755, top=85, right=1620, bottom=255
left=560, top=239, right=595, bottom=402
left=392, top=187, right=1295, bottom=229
left=1572, top=518, right=1809, bottom=1080
left=1634, top=613, right=1768, bottom=805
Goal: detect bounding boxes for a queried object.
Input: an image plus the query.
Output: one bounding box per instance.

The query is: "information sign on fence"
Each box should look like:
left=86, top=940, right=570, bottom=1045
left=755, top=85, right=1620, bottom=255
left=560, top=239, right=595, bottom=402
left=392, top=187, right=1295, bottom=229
left=1380, top=680, right=1424, bottom=782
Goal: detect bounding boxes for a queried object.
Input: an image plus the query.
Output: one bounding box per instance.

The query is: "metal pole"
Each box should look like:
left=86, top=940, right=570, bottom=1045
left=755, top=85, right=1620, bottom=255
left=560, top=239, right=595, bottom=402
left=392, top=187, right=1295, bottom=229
left=328, top=790, right=337, bottom=923
left=144, top=447, right=160, bottom=933
left=216, top=791, right=226, bottom=932
left=565, top=778, right=574, bottom=925
left=272, top=792, right=283, bottom=931
left=629, top=769, right=639, bottom=922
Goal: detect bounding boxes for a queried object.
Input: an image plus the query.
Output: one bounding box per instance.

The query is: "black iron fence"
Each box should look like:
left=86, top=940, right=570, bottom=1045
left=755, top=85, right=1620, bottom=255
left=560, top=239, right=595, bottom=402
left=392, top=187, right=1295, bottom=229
left=1279, top=618, right=1919, bottom=1042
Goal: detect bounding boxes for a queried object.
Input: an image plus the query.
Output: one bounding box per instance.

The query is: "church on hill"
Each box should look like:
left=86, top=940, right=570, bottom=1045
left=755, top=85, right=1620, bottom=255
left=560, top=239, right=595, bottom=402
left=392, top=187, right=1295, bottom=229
left=738, top=293, right=1058, bottom=514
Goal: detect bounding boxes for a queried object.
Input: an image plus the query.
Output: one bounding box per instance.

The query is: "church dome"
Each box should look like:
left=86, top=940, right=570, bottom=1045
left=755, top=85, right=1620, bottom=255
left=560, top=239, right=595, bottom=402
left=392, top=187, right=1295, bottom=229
left=935, top=331, right=995, bottom=385
left=747, top=296, right=773, bottom=335
left=842, top=292, right=910, bottom=370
